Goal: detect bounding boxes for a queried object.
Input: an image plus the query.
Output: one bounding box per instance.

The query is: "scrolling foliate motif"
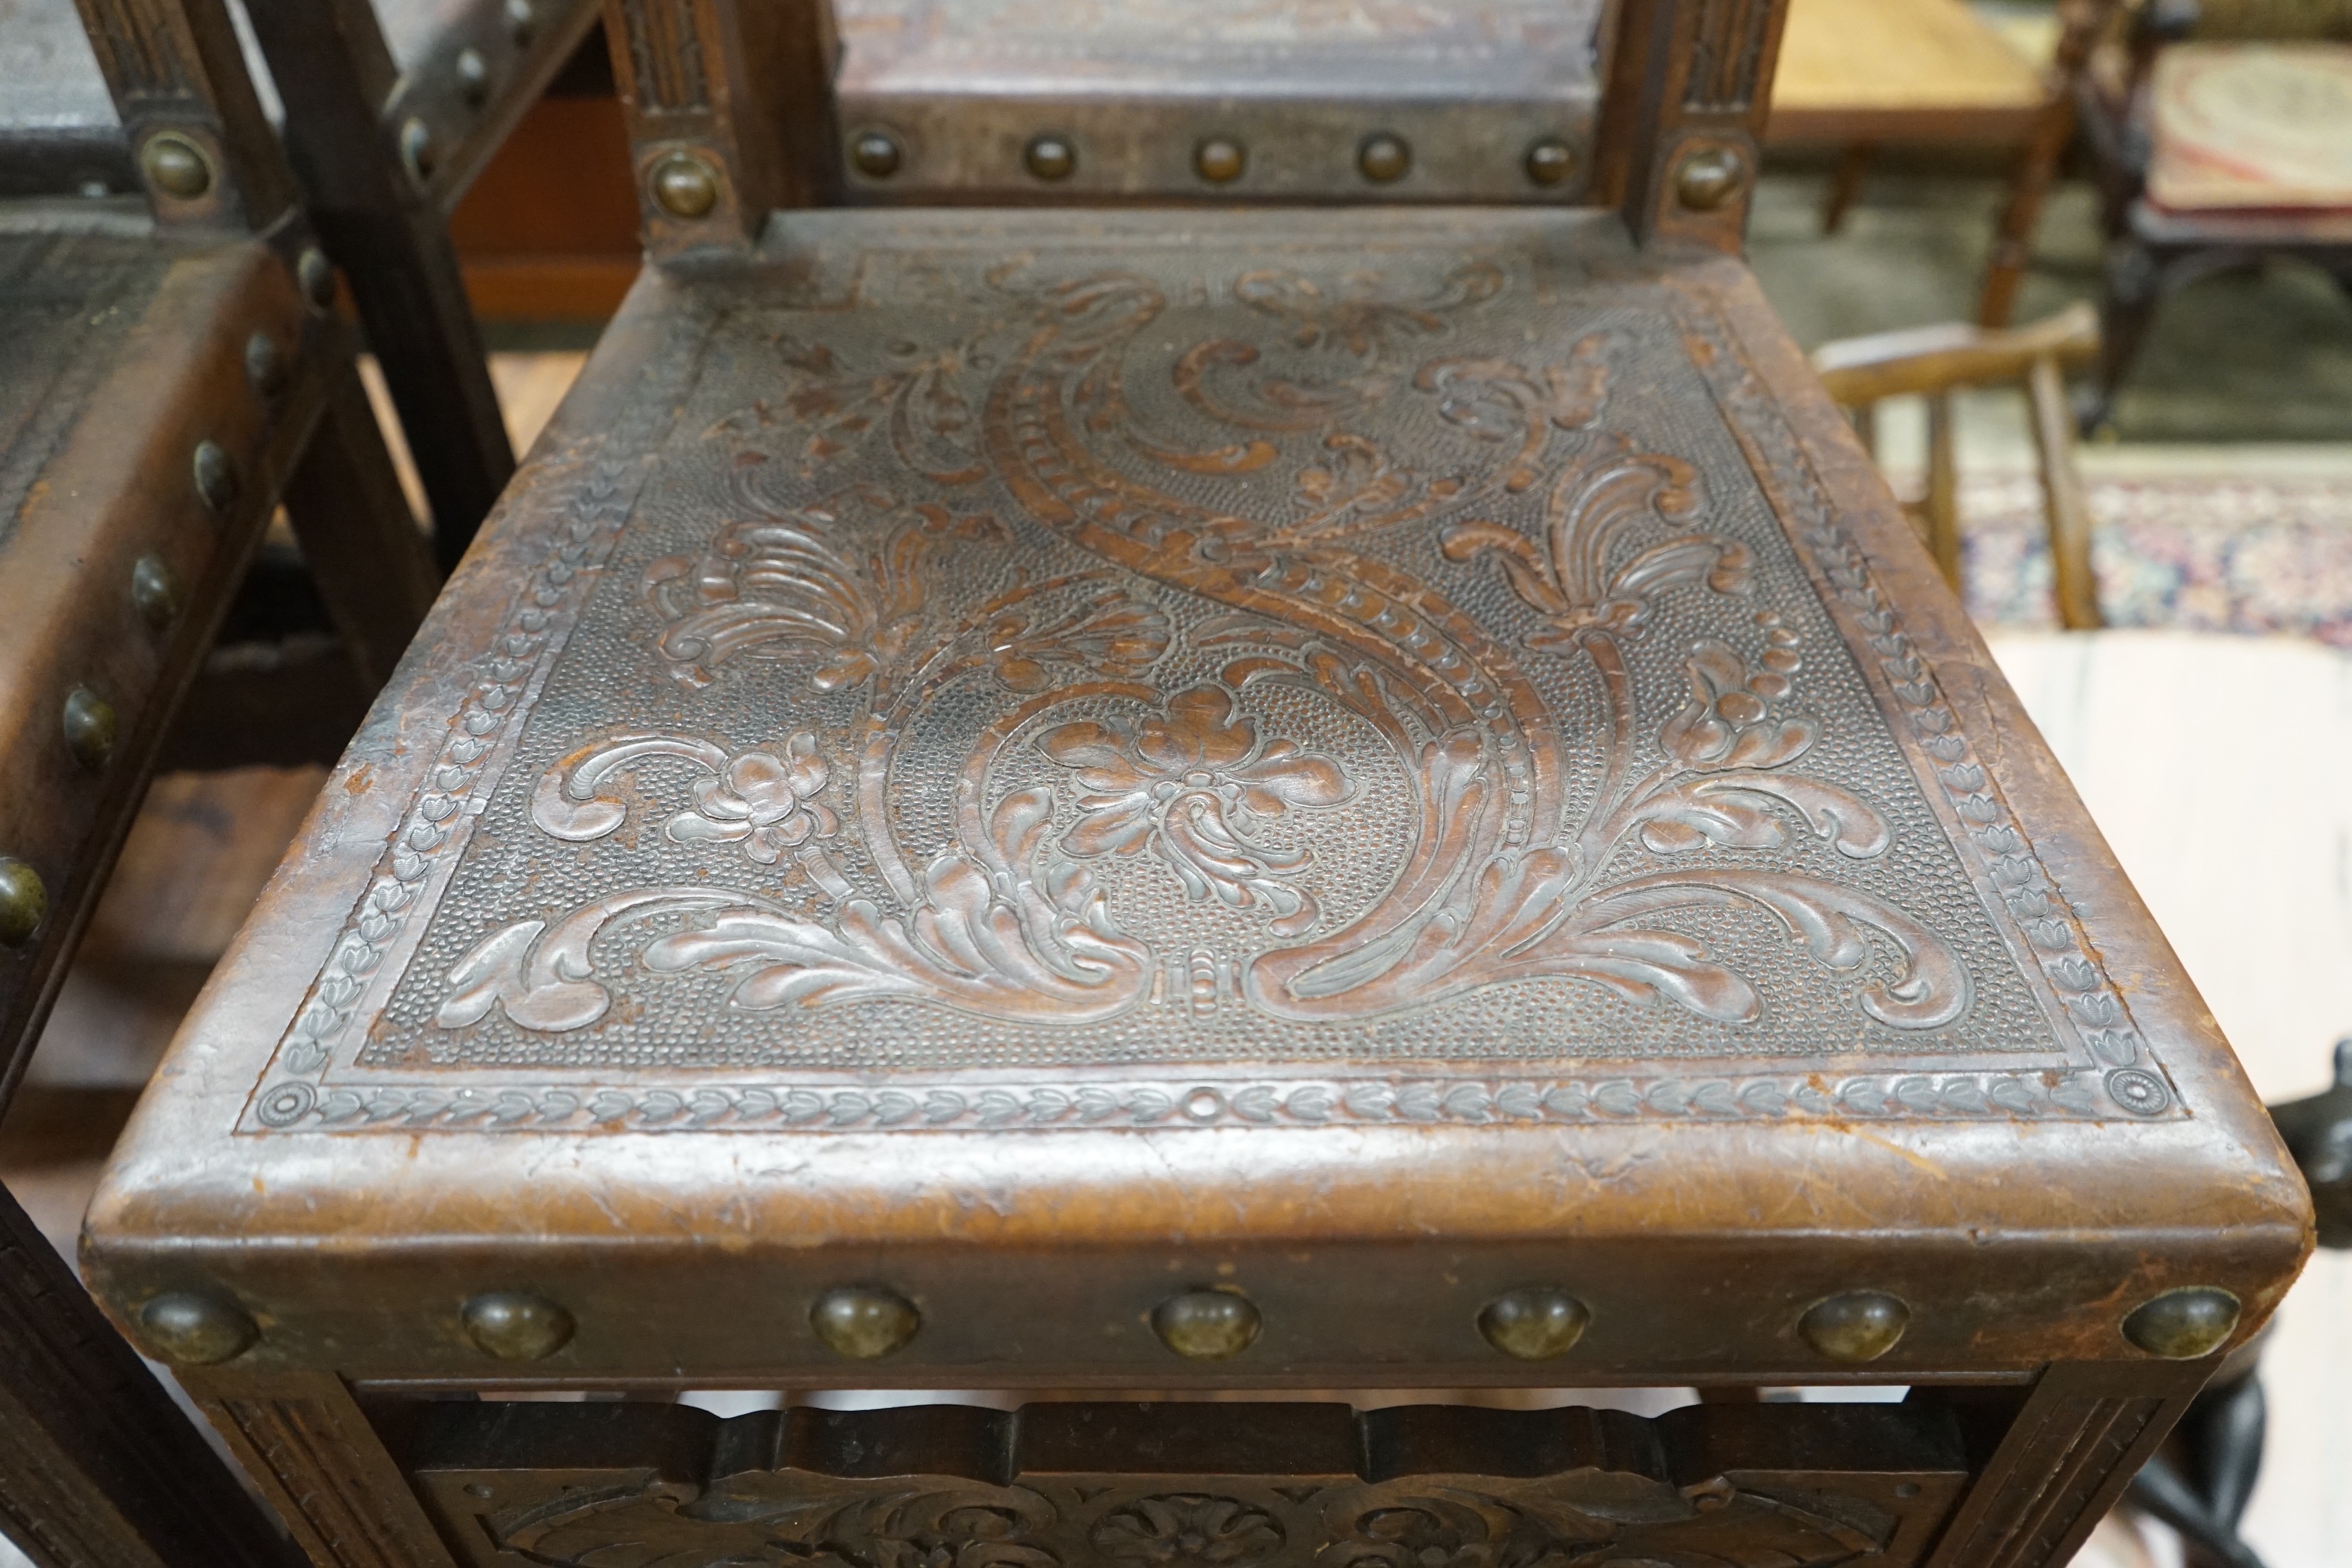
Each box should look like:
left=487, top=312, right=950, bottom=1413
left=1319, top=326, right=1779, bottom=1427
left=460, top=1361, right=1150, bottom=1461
left=463, top=1469, right=1896, bottom=1568
left=247, top=219, right=2167, bottom=1131
left=438, top=261, right=1962, bottom=1041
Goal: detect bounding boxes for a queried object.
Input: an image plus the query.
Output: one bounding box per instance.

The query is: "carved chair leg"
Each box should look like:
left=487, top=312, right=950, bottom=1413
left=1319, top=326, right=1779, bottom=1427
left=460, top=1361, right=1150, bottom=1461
left=1922, top=1361, right=2211, bottom=1568
left=0, top=1182, right=305, bottom=1568
left=177, top=1368, right=460, bottom=1568
left=280, top=354, right=442, bottom=694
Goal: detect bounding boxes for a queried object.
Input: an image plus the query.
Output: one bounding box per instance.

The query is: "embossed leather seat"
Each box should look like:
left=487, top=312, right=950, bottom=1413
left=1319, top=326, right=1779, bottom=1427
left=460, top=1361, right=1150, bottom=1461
left=82, top=5, right=2312, bottom=1568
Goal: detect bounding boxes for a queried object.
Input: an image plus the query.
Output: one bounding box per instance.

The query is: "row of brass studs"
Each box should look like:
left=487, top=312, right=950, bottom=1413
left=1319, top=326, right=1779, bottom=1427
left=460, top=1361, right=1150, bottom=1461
left=845, top=130, right=1584, bottom=190
left=0, top=244, right=337, bottom=957
left=131, top=1280, right=2246, bottom=1368
left=398, top=0, right=543, bottom=185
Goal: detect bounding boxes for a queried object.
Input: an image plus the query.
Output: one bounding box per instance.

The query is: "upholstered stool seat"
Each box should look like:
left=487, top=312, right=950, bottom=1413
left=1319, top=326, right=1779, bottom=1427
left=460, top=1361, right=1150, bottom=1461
left=2147, top=43, right=2352, bottom=213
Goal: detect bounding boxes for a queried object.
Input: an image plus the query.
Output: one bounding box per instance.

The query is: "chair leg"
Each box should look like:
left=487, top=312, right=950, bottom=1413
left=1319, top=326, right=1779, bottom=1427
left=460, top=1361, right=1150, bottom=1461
left=2185, top=1370, right=2266, bottom=1532
left=280, top=357, right=442, bottom=694
left=2089, top=239, right=2162, bottom=431
left=1980, top=99, right=2076, bottom=327
left=1925, top=391, right=1963, bottom=593
left=1820, top=143, right=1874, bottom=235
left=2128, top=1456, right=2267, bottom=1568
left=0, top=1181, right=305, bottom=1567
left=2027, top=353, right=2103, bottom=630
left=238, top=0, right=516, bottom=573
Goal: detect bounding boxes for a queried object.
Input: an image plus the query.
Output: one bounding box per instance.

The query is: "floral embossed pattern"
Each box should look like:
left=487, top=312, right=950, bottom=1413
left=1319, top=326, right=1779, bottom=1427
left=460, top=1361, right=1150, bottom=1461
left=249, top=213, right=2170, bottom=1132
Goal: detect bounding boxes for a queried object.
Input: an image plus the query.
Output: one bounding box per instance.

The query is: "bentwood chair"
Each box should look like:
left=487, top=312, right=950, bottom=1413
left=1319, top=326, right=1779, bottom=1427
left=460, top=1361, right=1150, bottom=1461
left=82, top=5, right=2312, bottom=1567
left=2, top=0, right=604, bottom=563
left=0, top=0, right=462, bottom=1559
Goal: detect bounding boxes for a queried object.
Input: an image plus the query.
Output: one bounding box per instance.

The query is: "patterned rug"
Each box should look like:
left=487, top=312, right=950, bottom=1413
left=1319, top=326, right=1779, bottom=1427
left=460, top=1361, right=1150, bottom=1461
left=1913, top=464, right=2352, bottom=644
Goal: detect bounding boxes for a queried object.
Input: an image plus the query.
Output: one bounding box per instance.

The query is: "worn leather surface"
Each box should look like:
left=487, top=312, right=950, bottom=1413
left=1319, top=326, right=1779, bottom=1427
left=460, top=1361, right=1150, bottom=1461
left=86, top=209, right=2310, bottom=1384
left=831, top=0, right=1614, bottom=200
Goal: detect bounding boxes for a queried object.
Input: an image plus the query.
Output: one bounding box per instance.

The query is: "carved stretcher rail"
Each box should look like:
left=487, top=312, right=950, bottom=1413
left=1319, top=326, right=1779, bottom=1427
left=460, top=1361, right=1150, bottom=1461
left=407, top=1397, right=1972, bottom=1568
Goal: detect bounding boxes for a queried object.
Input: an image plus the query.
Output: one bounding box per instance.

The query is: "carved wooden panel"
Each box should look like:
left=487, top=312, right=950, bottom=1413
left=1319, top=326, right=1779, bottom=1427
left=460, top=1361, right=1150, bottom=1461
left=409, top=1399, right=1971, bottom=1568
left=1682, top=0, right=1779, bottom=111
left=234, top=209, right=2177, bottom=1138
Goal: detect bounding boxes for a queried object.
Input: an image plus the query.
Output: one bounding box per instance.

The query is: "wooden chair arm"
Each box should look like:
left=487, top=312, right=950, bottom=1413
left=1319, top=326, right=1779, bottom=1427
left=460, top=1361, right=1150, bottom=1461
left=1811, top=300, right=2099, bottom=403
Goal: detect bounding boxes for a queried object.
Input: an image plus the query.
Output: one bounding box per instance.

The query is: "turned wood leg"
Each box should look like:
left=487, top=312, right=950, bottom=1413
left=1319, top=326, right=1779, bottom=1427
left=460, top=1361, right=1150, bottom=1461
left=2089, top=240, right=2162, bottom=432
left=1979, top=100, right=2076, bottom=328
left=1821, top=143, right=1875, bottom=236
left=1925, top=390, right=1963, bottom=595
left=2027, top=354, right=2102, bottom=630
left=1924, top=1361, right=2213, bottom=1568
left=0, top=1183, right=304, bottom=1568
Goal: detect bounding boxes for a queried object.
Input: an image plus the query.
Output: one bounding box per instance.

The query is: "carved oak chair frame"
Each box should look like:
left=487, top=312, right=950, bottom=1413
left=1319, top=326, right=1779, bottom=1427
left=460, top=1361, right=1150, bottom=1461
left=78, top=4, right=2312, bottom=1567
left=0, top=0, right=453, bottom=1561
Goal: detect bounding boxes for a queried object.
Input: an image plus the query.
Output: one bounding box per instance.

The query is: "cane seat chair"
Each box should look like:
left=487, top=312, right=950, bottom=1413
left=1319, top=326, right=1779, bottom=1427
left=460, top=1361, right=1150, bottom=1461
left=1, top=0, right=604, bottom=560
left=84, top=4, right=2310, bottom=1567
left=0, top=0, right=462, bottom=1561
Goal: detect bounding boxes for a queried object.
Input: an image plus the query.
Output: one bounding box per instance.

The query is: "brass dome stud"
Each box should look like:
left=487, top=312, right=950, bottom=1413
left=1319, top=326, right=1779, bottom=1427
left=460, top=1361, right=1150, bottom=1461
left=131, top=555, right=179, bottom=630
left=650, top=154, right=722, bottom=219
left=809, top=1285, right=922, bottom=1359
left=0, top=858, right=45, bottom=948
left=139, top=132, right=212, bottom=200
left=1357, top=132, right=1411, bottom=184
left=1525, top=138, right=1577, bottom=187
left=192, top=441, right=237, bottom=514
left=1024, top=133, right=1077, bottom=182
left=851, top=130, right=905, bottom=179
left=1798, top=1291, right=1910, bottom=1362
left=62, top=687, right=117, bottom=772
left=455, top=47, right=490, bottom=107
left=1195, top=136, right=1246, bottom=185
left=296, top=247, right=336, bottom=311
left=245, top=331, right=284, bottom=398
left=399, top=118, right=437, bottom=182
left=1673, top=146, right=1746, bottom=211
left=461, top=1291, right=575, bottom=1361
left=1477, top=1286, right=1591, bottom=1360
left=2122, top=1287, right=2241, bottom=1359
left=1152, top=1288, right=1261, bottom=1360
left=504, top=0, right=536, bottom=44
left=140, top=1292, right=258, bottom=1365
